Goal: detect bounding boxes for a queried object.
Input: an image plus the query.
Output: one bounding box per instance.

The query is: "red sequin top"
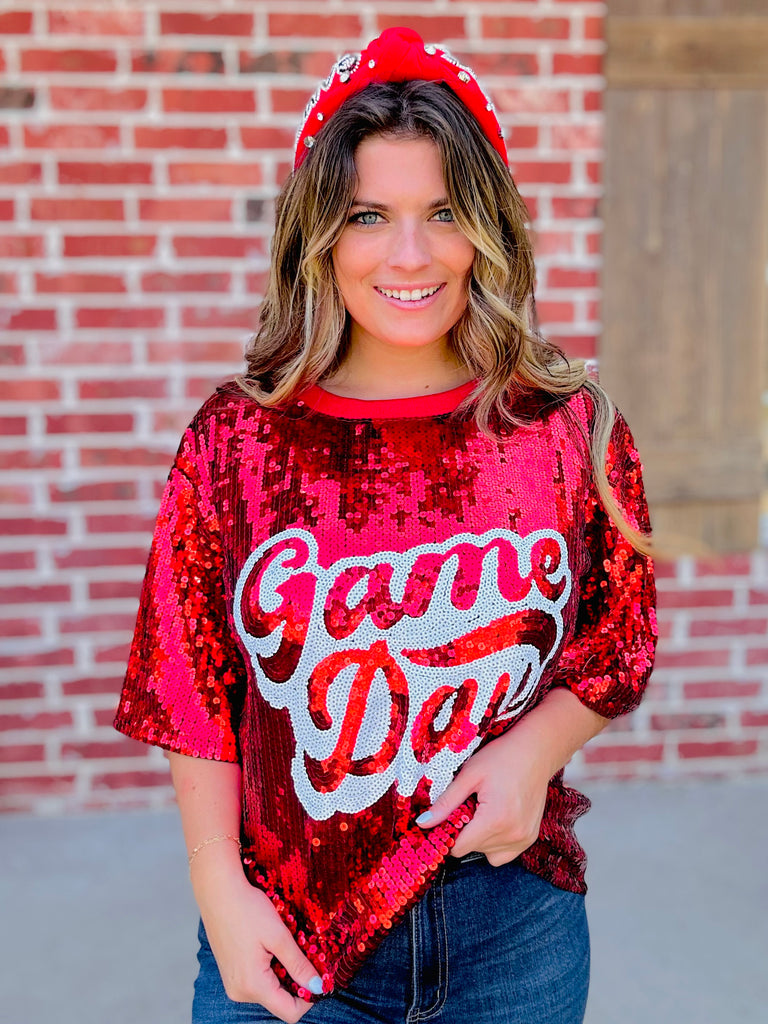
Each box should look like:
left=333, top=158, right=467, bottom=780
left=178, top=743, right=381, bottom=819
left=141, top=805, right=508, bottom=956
left=114, top=380, right=657, bottom=994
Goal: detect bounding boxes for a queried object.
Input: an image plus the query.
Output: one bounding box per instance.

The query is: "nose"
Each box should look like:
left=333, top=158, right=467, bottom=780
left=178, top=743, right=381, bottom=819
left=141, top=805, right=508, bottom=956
left=386, top=220, right=431, bottom=271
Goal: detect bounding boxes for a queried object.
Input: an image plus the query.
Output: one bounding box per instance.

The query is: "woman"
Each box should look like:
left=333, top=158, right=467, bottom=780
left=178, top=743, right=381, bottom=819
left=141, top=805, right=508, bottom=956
left=115, top=27, right=656, bottom=1024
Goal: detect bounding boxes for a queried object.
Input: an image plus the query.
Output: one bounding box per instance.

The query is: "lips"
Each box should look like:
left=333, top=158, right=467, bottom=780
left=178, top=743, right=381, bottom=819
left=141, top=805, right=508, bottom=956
left=374, top=284, right=443, bottom=302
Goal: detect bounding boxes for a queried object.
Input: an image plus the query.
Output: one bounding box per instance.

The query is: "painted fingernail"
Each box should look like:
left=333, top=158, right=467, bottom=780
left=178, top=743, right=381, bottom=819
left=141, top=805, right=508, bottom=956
left=308, top=975, right=324, bottom=996
left=416, top=811, right=434, bottom=826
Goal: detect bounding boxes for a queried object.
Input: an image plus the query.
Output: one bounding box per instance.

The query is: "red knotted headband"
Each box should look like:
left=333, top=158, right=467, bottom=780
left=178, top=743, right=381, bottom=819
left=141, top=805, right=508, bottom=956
left=293, top=26, right=508, bottom=170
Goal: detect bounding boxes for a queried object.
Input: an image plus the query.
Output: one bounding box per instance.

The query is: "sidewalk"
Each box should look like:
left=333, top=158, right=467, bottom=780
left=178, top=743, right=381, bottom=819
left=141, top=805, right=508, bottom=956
left=2, top=779, right=766, bottom=1024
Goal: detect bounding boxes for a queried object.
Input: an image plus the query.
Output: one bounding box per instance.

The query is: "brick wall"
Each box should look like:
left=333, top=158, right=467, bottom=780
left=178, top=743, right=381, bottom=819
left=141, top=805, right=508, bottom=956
left=1, top=2, right=766, bottom=813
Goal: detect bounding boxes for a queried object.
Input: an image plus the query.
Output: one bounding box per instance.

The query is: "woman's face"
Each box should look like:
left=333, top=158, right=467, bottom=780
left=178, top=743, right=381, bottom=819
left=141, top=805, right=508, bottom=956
left=332, top=134, right=475, bottom=358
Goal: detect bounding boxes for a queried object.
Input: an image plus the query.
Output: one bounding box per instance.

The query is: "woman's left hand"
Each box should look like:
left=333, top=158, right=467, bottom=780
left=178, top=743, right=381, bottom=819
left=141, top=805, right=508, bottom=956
left=416, top=727, right=551, bottom=865
left=415, top=687, right=609, bottom=866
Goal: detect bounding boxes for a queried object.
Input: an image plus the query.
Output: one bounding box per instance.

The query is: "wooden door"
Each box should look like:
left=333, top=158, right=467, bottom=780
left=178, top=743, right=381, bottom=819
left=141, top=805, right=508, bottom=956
left=600, top=0, right=768, bottom=553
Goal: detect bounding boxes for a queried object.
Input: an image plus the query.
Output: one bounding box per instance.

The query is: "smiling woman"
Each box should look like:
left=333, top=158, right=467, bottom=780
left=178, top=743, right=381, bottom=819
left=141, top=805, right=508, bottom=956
left=113, top=26, right=657, bottom=1024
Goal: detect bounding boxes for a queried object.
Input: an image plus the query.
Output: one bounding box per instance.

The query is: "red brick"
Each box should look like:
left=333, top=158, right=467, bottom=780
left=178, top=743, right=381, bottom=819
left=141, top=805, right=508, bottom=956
left=678, top=740, right=757, bottom=759
left=376, top=14, right=465, bottom=38
left=584, top=743, right=664, bottom=764
left=3, top=309, right=57, bottom=331
left=548, top=267, right=599, bottom=288
left=1, top=516, right=67, bottom=536
left=78, top=378, right=168, bottom=400
left=168, top=162, right=262, bottom=185
left=60, top=612, right=135, bottom=634
left=509, top=161, right=572, bottom=185
left=0, top=272, right=15, bottom=294
left=160, top=12, right=253, bottom=36
left=36, top=272, right=126, bottom=294
left=650, top=713, right=725, bottom=731
left=0, top=417, right=26, bottom=436
left=535, top=300, right=575, bottom=323
left=683, top=680, right=761, bottom=700
left=53, top=546, right=149, bottom=570
left=656, top=589, right=734, bottom=609
left=0, top=681, right=44, bottom=700
left=0, top=743, right=45, bottom=764
left=0, top=551, right=36, bottom=570
left=21, top=48, right=117, bottom=72
left=0, top=649, right=74, bottom=669
left=45, top=412, right=134, bottom=434
left=746, top=648, right=768, bottom=666
left=493, top=87, right=571, bottom=115
left=134, top=126, right=227, bottom=150
left=63, top=235, right=156, bottom=258
left=749, top=589, right=768, bottom=605
left=172, top=235, right=265, bottom=258
left=0, top=125, right=8, bottom=144
left=50, top=480, right=137, bottom=502
left=238, top=49, right=336, bottom=77
left=61, top=739, right=147, bottom=759
left=0, top=711, right=73, bottom=732
left=93, top=708, right=120, bottom=728
left=147, top=339, right=245, bottom=363
left=162, top=88, right=255, bottom=113
left=453, top=51, right=540, bottom=78
left=0, top=161, right=41, bottom=184
left=93, top=641, right=132, bottom=663
left=139, top=198, right=231, bottom=223
left=75, top=307, right=165, bottom=329
left=0, top=450, right=62, bottom=471
left=654, top=649, right=731, bottom=670
left=24, top=124, right=120, bottom=149
left=694, top=554, right=753, bottom=576
left=586, top=162, right=601, bottom=185
left=550, top=123, right=602, bottom=150
left=482, top=16, right=570, bottom=39
left=58, top=160, right=152, bottom=184
left=245, top=272, right=269, bottom=295
left=141, top=271, right=231, bottom=293
left=585, top=17, right=603, bottom=41
left=689, top=617, right=767, bottom=638
left=0, top=235, right=45, bottom=258
left=741, top=711, right=768, bottom=728
left=79, top=448, right=174, bottom=468
left=185, top=376, right=230, bottom=400
left=50, top=86, right=148, bottom=111
left=0, top=775, right=75, bottom=797
left=551, top=197, right=600, bottom=219
left=531, top=230, right=575, bottom=256
left=44, top=341, right=133, bottom=364
left=270, top=88, right=311, bottom=114
left=0, top=12, right=33, bottom=33
left=584, top=90, right=602, bottom=112
left=86, top=513, right=156, bottom=534
left=31, top=198, right=124, bottom=221
left=239, top=126, right=296, bottom=150
left=0, top=585, right=70, bottom=605
left=0, top=378, right=59, bottom=401
left=0, top=618, right=42, bottom=638
left=93, top=770, right=170, bottom=790
left=0, top=199, right=15, bottom=220
left=62, top=675, right=122, bottom=696
left=89, top=580, right=142, bottom=601
left=48, top=9, right=144, bottom=35
left=131, top=49, right=224, bottom=74
left=268, top=12, right=362, bottom=37
left=553, top=53, right=603, bottom=75
left=182, top=306, right=260, bottom=330
left=0, top=343, right=24, bottom=365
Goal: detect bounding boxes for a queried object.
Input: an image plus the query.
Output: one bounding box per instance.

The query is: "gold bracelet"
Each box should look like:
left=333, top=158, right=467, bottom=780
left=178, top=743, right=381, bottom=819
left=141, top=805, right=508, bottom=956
left=188, top=833, right=242, bottom=869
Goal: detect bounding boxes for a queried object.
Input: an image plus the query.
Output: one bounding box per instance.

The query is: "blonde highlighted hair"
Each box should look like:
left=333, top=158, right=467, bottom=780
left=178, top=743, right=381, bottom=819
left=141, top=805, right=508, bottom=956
left=238, top=80, right=651, bottom=555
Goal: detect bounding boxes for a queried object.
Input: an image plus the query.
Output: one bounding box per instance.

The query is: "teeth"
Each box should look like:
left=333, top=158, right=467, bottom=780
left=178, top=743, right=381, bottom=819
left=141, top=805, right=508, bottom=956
left=378, top=285, right=440, bottom=301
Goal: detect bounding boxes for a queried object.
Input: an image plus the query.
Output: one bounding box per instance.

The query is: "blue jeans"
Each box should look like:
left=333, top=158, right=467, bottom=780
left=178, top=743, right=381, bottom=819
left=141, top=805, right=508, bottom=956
left=192, top=855, right=589, bottom=1024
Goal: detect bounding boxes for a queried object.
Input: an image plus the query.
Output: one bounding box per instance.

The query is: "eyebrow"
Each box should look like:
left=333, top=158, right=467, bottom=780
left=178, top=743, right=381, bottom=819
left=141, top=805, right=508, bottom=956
left=349, top=197, right=451, bottom=211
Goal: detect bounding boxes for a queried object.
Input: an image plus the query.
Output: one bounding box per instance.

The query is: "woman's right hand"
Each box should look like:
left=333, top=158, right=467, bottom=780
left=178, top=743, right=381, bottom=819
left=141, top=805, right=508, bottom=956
left=193, top=846, right=321, bottom=1023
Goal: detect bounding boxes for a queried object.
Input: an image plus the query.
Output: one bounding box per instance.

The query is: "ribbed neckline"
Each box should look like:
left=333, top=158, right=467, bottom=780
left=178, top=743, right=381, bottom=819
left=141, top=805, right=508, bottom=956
left=298, top=380, right=476, bottom=419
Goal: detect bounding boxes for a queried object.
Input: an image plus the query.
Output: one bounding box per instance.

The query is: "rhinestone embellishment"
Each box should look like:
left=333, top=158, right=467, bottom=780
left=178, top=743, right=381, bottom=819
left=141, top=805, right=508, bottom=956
left=458, top=71, right=471, bottom=83
left=304, top=136, right=315, bottom=148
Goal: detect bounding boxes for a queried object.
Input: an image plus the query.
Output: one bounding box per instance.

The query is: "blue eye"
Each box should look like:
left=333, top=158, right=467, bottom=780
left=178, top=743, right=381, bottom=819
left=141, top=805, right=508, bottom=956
left=433, top=208, right=455, bottom=222
left=350, top=210, right=381, bottom=226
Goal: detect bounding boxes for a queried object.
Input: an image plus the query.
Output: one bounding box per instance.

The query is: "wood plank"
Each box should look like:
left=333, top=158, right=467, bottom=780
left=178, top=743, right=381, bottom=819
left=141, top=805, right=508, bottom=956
left=606, top=17, right=768, bottom=88
left=600, top=88, right=768, bottom=552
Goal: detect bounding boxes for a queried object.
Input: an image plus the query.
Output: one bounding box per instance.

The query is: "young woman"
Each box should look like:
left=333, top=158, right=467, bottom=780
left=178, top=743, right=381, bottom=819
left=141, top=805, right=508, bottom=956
left=115, top=27, right=656, bottom=1024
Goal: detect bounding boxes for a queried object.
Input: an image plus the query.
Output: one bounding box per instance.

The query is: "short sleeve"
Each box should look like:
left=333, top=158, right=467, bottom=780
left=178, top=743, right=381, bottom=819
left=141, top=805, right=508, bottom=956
left=551, top=411, right=658, bottom=718
left=114, top=428, right=247, bottom=761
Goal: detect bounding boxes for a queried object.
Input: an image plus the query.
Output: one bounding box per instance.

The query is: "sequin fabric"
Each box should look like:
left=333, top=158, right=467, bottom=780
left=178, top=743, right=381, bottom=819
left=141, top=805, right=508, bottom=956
left=114, top=381, right=657, bottom=996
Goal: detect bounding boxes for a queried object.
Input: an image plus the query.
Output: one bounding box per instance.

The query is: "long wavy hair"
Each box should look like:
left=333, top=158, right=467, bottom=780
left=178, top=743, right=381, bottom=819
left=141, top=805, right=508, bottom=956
left=238, top=80, right=651, bottom=555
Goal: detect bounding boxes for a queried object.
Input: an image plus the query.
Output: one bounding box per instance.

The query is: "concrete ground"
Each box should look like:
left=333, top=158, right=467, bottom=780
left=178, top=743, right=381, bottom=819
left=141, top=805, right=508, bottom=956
left=2, top=779, right=766, bottom=1024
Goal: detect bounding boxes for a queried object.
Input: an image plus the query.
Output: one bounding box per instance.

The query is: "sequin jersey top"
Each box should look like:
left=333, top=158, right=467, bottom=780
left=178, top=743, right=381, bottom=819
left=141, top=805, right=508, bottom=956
left=114, top=380, right=657, bottom=993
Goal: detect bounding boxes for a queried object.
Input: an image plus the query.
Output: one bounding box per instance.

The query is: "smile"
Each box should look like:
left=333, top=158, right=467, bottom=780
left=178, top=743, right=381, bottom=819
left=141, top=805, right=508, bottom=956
left=375, top=284, right=443, bottom=302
